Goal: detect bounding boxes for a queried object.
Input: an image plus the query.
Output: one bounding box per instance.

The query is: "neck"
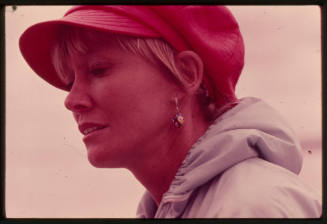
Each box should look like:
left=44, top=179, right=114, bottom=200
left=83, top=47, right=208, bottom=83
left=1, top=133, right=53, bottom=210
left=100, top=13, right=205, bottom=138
left=127, top=106, right=209, bottom=205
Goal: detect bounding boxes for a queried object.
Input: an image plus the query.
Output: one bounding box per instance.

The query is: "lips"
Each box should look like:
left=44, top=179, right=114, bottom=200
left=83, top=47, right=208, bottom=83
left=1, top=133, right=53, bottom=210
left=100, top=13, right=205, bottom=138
left=78, top=123, right=107, bottom=136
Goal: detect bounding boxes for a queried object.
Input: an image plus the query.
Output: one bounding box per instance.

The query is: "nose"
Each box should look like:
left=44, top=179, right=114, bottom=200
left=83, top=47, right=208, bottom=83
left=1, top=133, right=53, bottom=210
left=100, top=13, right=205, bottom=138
left=64, top=82, right=92, bottom=113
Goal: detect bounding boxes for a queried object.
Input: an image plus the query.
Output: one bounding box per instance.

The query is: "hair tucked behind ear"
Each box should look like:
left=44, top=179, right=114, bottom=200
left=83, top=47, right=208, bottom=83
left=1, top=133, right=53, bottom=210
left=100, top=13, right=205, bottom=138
left=51, top=25, right=232, bottom=121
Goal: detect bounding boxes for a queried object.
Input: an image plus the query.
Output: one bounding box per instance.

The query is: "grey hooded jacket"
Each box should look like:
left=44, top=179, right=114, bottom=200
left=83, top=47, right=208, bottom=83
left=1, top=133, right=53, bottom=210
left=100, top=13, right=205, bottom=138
left=136, top=97, right=321, bottom=218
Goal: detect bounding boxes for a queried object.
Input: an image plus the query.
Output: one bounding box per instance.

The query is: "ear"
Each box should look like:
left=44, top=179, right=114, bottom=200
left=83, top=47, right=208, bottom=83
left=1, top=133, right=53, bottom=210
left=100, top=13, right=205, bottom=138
left=175, top=51, right=204, bottom=94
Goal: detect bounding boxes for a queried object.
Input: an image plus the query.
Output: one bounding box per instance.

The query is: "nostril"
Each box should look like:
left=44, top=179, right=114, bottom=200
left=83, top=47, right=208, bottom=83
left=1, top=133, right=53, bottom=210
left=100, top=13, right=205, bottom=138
left=74, top=104, right=90, bottom=111
left=64, top=91, right=92, bottom=112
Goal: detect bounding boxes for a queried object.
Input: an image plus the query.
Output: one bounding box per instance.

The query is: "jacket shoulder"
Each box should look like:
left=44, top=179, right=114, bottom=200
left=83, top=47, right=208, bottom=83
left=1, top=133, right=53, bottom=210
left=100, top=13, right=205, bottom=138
left=183, top=157, right=321, bottom=218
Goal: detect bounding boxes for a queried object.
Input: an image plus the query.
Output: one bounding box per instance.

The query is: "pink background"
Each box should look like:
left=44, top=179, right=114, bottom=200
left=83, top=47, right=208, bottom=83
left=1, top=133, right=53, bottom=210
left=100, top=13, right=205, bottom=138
left=5, top=6, right=322, bottom=218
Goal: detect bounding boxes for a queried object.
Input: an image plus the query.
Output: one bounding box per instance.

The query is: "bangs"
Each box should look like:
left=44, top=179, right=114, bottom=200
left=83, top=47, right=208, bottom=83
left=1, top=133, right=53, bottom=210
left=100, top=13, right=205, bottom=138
left=51, top=25, right=179, bottom=88
left=51, top=26, right=89, bottom=86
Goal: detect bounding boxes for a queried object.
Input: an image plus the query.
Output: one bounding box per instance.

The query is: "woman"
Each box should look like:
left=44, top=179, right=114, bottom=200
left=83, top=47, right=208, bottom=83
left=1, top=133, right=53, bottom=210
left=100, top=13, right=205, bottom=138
left=19, top=5, right=321, bottom=218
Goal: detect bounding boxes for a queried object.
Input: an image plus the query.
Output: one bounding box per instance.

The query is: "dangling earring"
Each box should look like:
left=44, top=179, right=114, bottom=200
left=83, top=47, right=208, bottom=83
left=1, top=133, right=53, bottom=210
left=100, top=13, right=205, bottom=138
left=172, top=97, right=184, bottom=128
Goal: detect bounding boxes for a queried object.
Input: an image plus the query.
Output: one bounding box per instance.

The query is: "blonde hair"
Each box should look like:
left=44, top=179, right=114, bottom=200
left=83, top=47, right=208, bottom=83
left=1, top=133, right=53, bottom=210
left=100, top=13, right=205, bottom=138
left=51, top=25, right=217, bottom=120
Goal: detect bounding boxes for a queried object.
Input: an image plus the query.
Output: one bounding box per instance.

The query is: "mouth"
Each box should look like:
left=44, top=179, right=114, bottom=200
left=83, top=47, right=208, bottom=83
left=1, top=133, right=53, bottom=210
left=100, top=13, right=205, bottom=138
left=79, top=123, right=108, bottom=137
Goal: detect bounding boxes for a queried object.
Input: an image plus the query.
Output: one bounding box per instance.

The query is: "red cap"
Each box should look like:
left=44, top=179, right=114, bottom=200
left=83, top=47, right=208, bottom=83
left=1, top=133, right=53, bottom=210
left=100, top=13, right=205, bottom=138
left=19, top=5, right=244, bottom=102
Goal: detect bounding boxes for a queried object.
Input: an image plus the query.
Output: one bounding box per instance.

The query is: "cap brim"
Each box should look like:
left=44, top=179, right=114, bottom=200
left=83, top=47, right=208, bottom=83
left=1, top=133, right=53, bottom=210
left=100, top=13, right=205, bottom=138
left=19, top=8, right=159, bottom=91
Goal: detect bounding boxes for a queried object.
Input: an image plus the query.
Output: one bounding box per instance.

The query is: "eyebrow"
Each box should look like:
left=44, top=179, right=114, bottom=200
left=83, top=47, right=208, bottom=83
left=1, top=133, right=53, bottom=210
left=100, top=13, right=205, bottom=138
left=88, top=59, right=111, bottom=67
left=87, top=54, right=118, bottom=68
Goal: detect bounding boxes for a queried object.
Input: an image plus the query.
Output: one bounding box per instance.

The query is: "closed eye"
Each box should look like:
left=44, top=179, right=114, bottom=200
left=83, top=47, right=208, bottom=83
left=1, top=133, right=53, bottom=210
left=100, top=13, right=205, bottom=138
left=90, top=67, right=108, bottom=76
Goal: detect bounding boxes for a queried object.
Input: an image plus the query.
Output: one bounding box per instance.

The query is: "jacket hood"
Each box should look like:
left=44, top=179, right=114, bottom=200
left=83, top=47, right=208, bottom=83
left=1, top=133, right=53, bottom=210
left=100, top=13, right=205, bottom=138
left=137, top=97, right=303, bottom=217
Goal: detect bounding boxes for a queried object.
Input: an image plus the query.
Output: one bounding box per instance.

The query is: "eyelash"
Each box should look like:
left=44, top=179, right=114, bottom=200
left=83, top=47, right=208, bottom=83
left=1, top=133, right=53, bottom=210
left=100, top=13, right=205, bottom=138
left=89, top=67, right=108, bottom=76
left=66, top=66, right=109, bottom=90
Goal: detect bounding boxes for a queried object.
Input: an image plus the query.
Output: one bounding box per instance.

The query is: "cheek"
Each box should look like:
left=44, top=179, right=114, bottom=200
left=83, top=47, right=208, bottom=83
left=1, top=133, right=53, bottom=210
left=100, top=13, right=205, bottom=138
left=90, top=65, right=176, bottom=135
left=95, top=75, right=171, bottom=116
left=112, top=92, right=169, bottom=126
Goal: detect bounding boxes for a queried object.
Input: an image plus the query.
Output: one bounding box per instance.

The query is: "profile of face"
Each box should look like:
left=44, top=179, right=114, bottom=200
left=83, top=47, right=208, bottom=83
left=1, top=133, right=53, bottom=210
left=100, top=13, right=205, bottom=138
left=61, top=31, right=179, bottom=169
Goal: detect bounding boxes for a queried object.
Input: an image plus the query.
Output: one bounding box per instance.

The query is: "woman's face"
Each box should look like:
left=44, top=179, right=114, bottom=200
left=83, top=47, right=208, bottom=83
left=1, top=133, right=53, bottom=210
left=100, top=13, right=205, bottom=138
left=63, top=35, right=178, bottom=168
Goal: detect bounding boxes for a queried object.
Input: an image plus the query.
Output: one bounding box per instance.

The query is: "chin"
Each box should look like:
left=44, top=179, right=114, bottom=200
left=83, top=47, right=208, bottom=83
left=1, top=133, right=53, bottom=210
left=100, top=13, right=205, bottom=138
left=88, top=156, right=106, bottom=168
left=86, top=148, right=123, bottom=168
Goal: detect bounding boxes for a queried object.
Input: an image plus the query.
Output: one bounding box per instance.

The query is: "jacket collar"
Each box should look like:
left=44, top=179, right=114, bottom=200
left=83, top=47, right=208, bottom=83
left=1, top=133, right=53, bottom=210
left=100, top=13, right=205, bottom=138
left=137, top=97, right=303, bottom=218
